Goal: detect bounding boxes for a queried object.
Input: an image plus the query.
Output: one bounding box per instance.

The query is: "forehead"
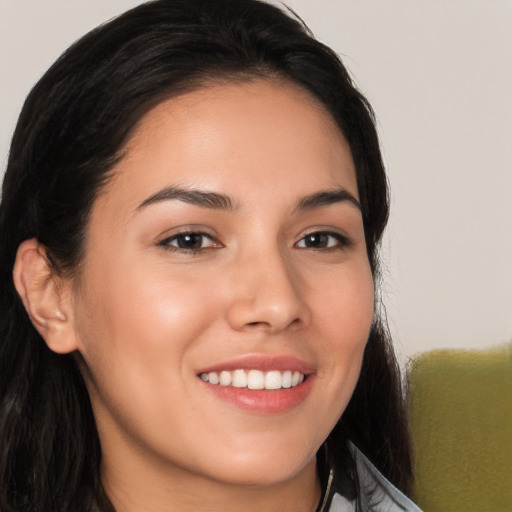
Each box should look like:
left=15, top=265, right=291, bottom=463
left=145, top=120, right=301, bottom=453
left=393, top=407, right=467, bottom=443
left=98, top=79, right=357, bottom=216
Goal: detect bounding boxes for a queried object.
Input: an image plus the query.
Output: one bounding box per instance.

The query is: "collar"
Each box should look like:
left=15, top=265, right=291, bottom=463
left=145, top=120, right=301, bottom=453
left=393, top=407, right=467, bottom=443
left=316, top=443, right=422, bottom=512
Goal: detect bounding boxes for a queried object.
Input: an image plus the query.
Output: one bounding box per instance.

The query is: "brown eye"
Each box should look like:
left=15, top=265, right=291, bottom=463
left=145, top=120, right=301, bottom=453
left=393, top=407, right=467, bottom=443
left=295, top=232, right=349, bottom=250
left=303, top=233, right=329, bottom=248
left=174, top=233, right=205, bottom=249
left=159, top=232, right=219, bottom=252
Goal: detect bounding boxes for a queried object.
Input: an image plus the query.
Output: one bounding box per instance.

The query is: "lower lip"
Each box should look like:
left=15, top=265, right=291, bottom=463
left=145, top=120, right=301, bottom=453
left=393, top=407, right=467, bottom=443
left=200, top=376, right=314, bottom=414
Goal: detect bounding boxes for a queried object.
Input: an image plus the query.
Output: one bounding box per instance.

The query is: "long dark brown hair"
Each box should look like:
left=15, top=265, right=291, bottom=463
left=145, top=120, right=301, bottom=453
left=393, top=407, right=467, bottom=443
left=0, top=1, right=412, bottom=510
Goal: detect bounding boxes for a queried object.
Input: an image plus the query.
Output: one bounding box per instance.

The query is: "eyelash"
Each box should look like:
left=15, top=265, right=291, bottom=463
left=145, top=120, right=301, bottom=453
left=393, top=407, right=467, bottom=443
left=158, top=230, right=220, bottom=253
left=294, top=231, right=351, bottom=251
left=158, top=229, right=351, bottom=254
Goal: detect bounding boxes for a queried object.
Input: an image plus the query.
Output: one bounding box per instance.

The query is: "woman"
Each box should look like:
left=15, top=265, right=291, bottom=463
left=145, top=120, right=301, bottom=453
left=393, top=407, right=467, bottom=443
left=0, top=1, right=421, bottom=511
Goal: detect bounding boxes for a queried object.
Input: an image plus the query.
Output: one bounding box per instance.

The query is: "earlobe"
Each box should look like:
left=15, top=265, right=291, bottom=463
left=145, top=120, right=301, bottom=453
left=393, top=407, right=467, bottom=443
left=13, top=238, right=79, bottom=354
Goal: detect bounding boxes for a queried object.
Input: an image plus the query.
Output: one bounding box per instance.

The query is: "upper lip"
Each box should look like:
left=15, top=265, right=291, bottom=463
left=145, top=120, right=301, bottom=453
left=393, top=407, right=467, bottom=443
left=196, top=354, right=316, bottom=375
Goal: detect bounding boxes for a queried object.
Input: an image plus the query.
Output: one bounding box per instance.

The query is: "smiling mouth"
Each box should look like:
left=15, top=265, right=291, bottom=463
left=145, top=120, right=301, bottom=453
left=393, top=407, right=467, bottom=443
left=199, top=369, right=305, bottom=390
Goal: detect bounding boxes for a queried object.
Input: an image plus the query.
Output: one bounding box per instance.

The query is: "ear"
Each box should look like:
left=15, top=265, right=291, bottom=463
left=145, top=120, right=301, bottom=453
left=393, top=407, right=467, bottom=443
left=13, top=239, right=79, bottom=354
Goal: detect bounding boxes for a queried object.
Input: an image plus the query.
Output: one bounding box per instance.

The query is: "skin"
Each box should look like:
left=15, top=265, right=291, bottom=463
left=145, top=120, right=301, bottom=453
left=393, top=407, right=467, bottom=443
left=18, top=79, right=375, bottom=511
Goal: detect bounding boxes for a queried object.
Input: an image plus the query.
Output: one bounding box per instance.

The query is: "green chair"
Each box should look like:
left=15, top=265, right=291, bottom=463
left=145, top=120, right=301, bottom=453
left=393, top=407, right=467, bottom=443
left=408, top=344, right=512, bottom=511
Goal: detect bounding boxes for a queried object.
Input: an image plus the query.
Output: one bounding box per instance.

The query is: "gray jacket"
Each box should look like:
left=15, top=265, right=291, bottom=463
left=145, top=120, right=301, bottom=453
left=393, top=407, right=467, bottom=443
left=319, top=444, right=422, bottom=512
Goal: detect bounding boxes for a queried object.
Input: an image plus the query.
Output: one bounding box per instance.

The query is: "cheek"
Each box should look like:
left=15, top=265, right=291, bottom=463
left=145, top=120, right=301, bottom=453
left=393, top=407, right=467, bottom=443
left=73, top=259, right=223, bottom=401
left=72, top=262, right=227, bottom=451
left=308, top=262, right=374, bottom=407
left=312, top=262, right=374, bottom=345
left=78, top=258, right=218, bottom=343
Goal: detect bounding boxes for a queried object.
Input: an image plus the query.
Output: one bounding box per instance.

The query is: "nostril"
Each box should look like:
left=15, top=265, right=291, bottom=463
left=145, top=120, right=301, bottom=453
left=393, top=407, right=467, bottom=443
left=245, top=317, right=302, bottom=333
left=245, top=321, right=272, bottom=331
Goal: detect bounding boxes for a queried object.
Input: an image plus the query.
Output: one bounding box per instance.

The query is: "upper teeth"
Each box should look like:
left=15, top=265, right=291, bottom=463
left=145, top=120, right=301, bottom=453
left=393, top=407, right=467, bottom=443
left=200, top=369, right=305, bottom=390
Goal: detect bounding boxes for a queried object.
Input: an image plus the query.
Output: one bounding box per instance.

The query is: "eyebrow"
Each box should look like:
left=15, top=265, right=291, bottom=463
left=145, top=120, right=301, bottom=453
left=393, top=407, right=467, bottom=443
left=136, top=186, right=237, bottom=211
left=135, top=186, right=360, bottom=213
left=294, top=189, right=361, bottom=212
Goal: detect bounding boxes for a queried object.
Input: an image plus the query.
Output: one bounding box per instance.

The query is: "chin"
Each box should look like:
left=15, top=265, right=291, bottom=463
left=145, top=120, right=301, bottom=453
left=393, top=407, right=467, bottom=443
left=204, top=458, right=315, bottom=488
left=189, top=435, right=320, bottom=488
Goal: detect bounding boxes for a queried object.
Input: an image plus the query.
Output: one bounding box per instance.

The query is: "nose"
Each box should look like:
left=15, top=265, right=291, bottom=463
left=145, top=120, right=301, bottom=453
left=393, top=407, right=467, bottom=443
left=225, top=248, right=311, bottom=334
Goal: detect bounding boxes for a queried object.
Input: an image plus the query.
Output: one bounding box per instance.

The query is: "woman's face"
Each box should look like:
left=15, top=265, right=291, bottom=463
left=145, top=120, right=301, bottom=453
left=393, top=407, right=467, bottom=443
left=70, top=80, right=374, bottom=492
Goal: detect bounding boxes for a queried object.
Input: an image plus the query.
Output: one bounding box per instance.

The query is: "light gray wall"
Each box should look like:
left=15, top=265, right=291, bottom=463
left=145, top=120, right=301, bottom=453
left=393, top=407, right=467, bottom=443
left=1, top=0, right=511, bottom=362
